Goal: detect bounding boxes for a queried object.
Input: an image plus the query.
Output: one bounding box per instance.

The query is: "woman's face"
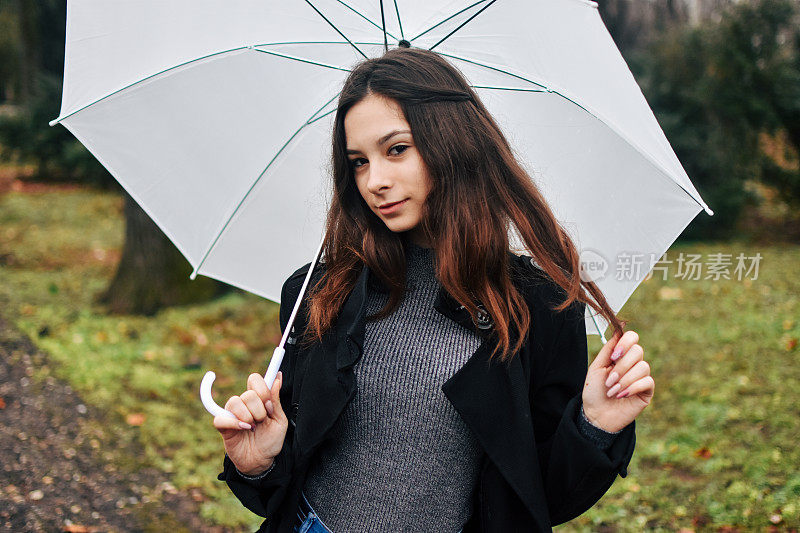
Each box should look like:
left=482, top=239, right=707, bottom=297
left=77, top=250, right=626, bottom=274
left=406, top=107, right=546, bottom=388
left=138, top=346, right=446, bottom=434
left=344, top=94, right=432, bottom=245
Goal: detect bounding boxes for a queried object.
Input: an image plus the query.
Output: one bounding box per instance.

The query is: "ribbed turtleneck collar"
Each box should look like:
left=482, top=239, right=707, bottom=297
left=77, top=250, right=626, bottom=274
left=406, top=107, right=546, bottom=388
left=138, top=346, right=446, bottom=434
left=404, top=241, right=437, bottom=291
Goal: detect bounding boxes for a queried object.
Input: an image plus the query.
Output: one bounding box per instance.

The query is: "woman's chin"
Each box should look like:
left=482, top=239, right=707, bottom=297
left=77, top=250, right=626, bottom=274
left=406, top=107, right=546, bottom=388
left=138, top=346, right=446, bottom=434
left=382, top=220, right=417, bottom=234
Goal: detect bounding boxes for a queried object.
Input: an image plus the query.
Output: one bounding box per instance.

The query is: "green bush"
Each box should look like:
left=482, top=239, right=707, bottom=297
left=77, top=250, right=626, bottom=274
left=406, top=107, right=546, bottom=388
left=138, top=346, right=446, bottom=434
left=631, top=0, right=800, bottom=240
left=0, top=73, right=115, bottom=188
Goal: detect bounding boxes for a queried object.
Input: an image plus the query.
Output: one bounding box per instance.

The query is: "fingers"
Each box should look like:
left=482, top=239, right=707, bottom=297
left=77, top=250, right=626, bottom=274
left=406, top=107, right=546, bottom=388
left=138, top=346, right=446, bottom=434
left=610, top=331, right=640, bottom=363
left=610, top=359, right=650, bottom=397
left=617, top=375, right=655, bottom=401
left=247, top=373, right=270, bottom=404
left=213, top=371, right=285, bottom=435
left=611, top=343, right=644, bottom=379
left=269, top=371, right=286, bottom=420
left=225, top=395, right=256, bottom=427
left=590, top=330, right=622, bottom=368
left=241, top=389, right=268, bottom=423
left=212, top=414, right=241, bottom=432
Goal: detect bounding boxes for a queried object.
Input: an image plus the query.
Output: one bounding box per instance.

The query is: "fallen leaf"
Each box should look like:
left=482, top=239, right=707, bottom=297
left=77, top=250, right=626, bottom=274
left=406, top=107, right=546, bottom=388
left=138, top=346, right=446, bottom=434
left=784, top=319, right=795, bottom=331
left=658, top=287, right=683, bottom=301
left=769, top=514, right=782, bottom=524
left=64, top=525, right=91, bottom=533
left=0, top=397, right=5, bottom=409
left=29, top=489, right=43, bottom=501
left=126, top=413, right=146, bottom=426
left=174, top=328, right=194, bottom=346
left=785, top=337, right=798, bottom=351
left=693, top=446, right=713, bottom=459
left=194, top=330, right=208, bottom=346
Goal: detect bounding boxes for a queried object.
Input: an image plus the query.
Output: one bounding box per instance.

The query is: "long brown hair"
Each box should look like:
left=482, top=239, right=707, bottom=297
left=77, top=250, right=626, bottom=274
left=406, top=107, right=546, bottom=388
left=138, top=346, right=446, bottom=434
left=305, top=47, right=624, bottom=361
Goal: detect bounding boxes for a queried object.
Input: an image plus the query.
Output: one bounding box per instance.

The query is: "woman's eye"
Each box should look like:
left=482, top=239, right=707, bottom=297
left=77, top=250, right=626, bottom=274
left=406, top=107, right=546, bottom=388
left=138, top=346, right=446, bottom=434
left=349, top=146, right=406, bottom=168
left=389, top=145, right=408, bottom=155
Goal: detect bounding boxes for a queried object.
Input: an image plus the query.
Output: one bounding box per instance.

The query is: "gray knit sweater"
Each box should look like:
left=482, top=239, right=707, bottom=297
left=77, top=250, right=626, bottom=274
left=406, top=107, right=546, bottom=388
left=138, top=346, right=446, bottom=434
left=240, top=244, right=619, bottom=530
left=303, top=243, right=484, bottom=532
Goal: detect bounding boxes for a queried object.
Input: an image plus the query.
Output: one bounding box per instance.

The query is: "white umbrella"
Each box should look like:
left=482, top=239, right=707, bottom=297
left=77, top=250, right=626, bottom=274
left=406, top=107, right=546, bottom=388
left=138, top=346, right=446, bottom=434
left=51, top=0, right=712, bottom=420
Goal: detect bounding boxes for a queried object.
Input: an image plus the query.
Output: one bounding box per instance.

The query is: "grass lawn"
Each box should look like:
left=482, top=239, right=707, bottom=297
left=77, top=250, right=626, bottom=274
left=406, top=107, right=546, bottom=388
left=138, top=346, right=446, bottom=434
left=0, top=184, right=798, bottom=531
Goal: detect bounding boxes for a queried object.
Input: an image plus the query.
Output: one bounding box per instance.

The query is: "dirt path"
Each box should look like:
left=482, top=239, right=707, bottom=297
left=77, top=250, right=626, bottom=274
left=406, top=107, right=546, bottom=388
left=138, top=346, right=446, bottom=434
left=0, top=316, right=230, bottom=532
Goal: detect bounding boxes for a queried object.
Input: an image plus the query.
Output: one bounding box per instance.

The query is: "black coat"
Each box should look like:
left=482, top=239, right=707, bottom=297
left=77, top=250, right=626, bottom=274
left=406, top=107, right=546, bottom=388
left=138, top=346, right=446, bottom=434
left=218, top=253, right=636, bottom=532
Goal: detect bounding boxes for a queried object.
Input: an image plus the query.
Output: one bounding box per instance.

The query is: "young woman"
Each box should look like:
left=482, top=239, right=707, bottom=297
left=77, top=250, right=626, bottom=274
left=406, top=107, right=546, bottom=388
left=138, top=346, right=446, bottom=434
left=213, top=47, right=654, bottom=533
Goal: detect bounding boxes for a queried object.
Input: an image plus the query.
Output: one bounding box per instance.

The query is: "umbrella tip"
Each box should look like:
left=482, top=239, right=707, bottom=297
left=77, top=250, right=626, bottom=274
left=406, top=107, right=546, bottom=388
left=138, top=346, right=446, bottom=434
left=704, top=205, right=714, bottom=216
left=398, top=40, right=411, bottom=48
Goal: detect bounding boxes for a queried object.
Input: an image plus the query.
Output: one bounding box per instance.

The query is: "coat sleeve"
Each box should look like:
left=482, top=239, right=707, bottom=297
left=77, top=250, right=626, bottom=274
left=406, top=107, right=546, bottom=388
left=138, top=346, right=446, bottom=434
left=530, top=298, right=636, bottom=526
left=216, top=263, right=312, bottom=520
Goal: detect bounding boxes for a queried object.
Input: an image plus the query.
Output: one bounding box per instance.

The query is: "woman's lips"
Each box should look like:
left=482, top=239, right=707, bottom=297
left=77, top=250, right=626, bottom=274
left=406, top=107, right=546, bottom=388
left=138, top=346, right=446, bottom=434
left=378, top=199, right=408, bottom=215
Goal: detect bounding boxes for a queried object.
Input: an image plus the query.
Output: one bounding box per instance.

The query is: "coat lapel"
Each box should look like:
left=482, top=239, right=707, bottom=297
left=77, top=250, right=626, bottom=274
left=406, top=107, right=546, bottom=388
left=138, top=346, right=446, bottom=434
left=436, top=290, right=552, bottom=529
left=293, top=266, right=368, bottom=460
left=293, top=263, right=550, bottom=528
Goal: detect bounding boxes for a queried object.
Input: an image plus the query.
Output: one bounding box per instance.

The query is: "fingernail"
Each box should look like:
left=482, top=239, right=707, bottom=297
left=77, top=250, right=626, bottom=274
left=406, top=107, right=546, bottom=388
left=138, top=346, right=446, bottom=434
left=265, top=400, right=274, bottom=416
left=238, top=421, right=252, bottom=430
left=616, top=389, right=630, bottom=399
left=611, top=348, right=623, bottom=361
left=607, top=383, right=621, bottom=397
left=605, top=371, right=619, bottom=388
left=278, top=371, right=282, bottom=380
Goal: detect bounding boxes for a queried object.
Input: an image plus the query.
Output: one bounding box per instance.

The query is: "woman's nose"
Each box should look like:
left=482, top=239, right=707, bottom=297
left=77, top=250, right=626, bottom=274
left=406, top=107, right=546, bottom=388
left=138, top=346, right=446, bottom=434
left=366, top=159, right=392, bottom=194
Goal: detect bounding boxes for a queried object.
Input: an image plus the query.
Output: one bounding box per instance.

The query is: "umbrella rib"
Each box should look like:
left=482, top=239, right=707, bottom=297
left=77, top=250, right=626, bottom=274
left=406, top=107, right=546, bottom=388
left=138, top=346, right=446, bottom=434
left=393, top=0, right=405, bottom=40
left=251, top=48, right=351, bottom=72
left=306, top=92, right=341, bottom=124
left=49, top=44, right=354, bottom=126
left=191, top=93, right=342, bottom=280
left=436, top=51, right=550, bottom=91
left=252, top=40, right=383, bottom=47
left=308, top=107, right=338, bottom=126
left=50, top=45, right=253, bottom=125
left=380, top=0, right=388, bottom=52
left=335, top=0, right=400, bottom=42
left=443, top=51, right=712, bottom=214
left=470, top=85, right=547, bottom=93
left=304, top=0, right=368, bottom=59
left=429, top=0, right=499, bottom=51
left=408, top=0, right=491, bottom=43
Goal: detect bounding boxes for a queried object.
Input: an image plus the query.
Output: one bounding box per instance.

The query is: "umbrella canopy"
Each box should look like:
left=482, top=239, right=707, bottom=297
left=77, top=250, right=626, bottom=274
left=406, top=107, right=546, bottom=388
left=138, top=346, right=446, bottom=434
left=52, top=0, right=713, bottom=332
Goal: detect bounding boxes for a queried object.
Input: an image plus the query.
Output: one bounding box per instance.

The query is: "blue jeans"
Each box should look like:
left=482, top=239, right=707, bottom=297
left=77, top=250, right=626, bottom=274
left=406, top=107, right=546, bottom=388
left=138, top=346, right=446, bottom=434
left=294, top=491, right=333, bottom=533
left=293, top=491, right=465, bottom=533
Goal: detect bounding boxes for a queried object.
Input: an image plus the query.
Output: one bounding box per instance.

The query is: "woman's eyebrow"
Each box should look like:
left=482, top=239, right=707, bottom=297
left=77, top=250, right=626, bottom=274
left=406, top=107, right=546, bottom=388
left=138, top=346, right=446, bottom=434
left=347, top=129, right=411, bottom=155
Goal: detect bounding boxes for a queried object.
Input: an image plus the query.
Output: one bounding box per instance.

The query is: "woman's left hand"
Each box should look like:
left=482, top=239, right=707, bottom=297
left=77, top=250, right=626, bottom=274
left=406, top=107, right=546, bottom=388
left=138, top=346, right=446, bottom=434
left=581, top=330, right=655, bottom=433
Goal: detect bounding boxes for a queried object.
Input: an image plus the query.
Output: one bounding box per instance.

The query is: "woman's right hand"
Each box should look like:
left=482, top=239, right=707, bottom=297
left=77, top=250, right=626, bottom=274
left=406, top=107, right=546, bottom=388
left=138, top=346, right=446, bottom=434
left=213, top=371, right=288, bottom=476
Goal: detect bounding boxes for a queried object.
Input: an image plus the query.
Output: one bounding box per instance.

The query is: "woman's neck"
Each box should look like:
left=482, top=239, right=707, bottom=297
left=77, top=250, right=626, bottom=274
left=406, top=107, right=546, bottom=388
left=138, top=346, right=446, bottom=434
left=404, top=227, right=431, bottom=249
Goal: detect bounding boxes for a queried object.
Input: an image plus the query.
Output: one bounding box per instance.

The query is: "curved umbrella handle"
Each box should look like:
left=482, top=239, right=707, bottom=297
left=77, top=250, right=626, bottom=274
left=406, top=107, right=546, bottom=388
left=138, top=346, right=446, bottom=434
left=199, top=238, right=323, bottom=420
left=199, top=346, right=286, bottom=419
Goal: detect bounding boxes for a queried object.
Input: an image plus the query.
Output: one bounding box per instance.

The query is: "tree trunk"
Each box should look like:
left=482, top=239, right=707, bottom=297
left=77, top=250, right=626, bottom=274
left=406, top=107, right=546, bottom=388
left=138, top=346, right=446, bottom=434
left=15, top=0, right=38, bottom=104
left=97, top=191, right=229, bottom=315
